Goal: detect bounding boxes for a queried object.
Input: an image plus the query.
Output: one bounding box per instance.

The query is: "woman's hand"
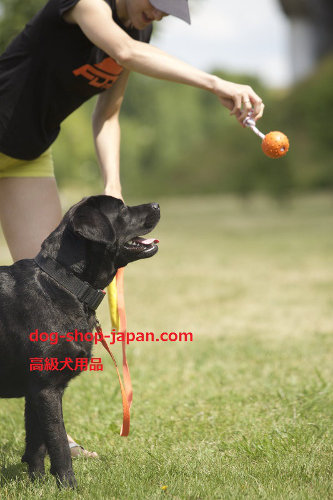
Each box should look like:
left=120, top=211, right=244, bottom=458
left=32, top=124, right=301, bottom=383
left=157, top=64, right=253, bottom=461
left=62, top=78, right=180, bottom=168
left=212, top=77, right=264, bottom=126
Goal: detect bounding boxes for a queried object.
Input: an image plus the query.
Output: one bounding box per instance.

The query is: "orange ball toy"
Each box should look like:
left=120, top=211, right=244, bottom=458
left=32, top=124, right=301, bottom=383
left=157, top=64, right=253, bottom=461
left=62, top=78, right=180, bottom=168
left=261, top=131, right=289, bottom=159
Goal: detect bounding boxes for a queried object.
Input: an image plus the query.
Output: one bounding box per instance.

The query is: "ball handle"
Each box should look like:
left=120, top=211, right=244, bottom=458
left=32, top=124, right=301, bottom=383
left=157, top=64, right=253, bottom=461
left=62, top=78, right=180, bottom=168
left=243, top=115, right=265, bottom=140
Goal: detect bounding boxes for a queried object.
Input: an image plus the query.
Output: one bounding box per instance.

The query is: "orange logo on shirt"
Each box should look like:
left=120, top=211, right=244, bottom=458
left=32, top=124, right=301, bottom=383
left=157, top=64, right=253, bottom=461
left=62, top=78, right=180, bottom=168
left=73, top=57, right=123, bottom=89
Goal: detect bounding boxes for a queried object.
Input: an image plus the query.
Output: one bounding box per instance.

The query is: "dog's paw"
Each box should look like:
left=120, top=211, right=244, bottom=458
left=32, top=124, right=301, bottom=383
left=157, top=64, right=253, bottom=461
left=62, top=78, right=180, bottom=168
left=29, top=467, right=46, bottom=481
left=55, top=470, right=77, bottom=489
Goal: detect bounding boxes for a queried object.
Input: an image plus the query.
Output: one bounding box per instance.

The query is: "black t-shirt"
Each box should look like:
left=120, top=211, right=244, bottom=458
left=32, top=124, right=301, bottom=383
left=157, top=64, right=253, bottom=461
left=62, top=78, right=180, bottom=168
left=0, top=0, right=152, bottom=160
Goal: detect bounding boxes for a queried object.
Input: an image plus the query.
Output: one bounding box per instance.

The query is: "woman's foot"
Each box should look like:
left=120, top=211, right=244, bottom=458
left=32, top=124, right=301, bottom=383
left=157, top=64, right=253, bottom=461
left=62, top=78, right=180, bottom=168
left=67, top=434, right=98, bottom=458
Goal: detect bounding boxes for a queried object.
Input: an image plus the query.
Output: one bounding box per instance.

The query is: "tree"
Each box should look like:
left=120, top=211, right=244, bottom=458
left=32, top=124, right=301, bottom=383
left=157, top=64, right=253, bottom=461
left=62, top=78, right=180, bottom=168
left=0, top=0, right=45, bottom=52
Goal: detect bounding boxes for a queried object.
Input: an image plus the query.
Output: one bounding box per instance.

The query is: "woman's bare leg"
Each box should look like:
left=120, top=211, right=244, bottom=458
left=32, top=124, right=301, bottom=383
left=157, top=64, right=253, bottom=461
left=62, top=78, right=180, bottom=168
left=0, top=177, right=62, bottom=261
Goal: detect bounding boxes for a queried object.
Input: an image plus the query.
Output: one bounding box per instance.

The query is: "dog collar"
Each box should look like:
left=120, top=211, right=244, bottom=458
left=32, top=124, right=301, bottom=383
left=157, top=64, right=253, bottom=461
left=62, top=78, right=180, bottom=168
left=34, top=254, right=105, bottom=310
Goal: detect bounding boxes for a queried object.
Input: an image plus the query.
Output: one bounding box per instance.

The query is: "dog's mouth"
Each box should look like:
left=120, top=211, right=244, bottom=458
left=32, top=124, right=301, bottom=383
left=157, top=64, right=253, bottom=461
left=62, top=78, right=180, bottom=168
left=122, top=236, right=159, bottom=259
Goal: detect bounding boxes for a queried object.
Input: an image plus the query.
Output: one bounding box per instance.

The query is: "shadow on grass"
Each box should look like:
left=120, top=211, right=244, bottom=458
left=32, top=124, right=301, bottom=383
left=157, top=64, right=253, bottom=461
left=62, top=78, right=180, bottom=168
left=0, top=461, right=27, bottom=485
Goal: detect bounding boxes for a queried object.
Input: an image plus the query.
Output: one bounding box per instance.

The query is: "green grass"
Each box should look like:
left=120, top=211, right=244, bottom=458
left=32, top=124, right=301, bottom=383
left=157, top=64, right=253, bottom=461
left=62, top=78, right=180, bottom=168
left=0, top=193, right=332, bottom=499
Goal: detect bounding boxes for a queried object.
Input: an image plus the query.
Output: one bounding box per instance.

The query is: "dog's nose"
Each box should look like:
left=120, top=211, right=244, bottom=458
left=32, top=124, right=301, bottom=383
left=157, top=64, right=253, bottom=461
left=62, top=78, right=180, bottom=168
left=151, top=203, right=160, bottom=210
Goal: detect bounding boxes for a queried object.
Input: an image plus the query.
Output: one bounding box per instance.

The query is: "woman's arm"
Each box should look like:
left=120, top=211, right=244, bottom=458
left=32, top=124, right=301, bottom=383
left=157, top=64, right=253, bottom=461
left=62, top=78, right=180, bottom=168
left=92, top=69, right=130, bottom=200
left=64, top=0, right=264, bottom=124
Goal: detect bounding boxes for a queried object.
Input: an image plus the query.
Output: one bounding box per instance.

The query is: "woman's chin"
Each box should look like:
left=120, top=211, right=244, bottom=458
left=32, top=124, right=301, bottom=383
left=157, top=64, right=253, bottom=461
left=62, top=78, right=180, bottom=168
left=123, top=12, right=152, bottom=30
left=139, top=13, right=153, bottom=28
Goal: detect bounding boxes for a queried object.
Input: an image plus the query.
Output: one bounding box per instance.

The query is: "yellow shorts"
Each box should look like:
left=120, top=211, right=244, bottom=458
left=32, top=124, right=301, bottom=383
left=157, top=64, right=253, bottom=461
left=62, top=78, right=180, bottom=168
left=0, top=148, right=55, bottom=178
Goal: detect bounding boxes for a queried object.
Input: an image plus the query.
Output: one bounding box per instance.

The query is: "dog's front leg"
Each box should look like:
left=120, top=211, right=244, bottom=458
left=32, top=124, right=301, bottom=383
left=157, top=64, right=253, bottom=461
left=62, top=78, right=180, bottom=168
left=28, top=386, right=77, bottom=488
left=21, top=395, right=47, bottom=479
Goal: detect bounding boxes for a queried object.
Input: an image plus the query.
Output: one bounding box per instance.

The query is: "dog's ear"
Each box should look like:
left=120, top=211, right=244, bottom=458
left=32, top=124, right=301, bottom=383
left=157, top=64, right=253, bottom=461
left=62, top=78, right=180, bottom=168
left=69, top=198, right=116, bottom=245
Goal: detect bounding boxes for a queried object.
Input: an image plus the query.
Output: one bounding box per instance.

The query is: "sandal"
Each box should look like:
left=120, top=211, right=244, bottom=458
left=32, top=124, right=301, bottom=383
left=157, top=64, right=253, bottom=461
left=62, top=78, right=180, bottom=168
left=69, top=441, right=99, bottom=458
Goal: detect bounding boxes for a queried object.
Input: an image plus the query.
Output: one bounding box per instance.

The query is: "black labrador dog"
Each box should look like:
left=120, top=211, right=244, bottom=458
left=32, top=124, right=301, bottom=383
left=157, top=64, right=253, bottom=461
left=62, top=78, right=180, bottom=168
left=0, top=195, right=160, bottom=487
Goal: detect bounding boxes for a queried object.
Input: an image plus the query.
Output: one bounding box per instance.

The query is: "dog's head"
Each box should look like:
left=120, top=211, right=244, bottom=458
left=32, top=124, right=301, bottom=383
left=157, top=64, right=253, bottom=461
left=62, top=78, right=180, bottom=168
left=69, top=195, right=160, bottom=264
left=41, top=196, right=160, bottom=288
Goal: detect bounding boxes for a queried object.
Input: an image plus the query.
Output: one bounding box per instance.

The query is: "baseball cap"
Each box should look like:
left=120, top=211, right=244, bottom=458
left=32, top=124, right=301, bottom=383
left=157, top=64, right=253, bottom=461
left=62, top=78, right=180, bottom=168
left=150, top=0, right=191, bottom=24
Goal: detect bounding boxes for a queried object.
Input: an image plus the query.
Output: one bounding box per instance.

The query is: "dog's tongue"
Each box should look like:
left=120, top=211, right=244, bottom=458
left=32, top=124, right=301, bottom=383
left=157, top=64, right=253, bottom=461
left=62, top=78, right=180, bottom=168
left=136, top=237, right=159, bottom=245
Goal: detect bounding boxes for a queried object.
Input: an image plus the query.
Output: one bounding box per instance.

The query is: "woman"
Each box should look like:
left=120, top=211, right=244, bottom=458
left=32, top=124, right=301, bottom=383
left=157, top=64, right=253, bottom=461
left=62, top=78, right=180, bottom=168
left=0, top=0, right=264, bottom=456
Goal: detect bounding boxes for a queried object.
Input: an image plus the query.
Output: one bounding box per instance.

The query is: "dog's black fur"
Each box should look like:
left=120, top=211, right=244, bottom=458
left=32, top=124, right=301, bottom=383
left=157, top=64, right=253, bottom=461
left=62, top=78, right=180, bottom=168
left=0, top=195, right=160, bottom=487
